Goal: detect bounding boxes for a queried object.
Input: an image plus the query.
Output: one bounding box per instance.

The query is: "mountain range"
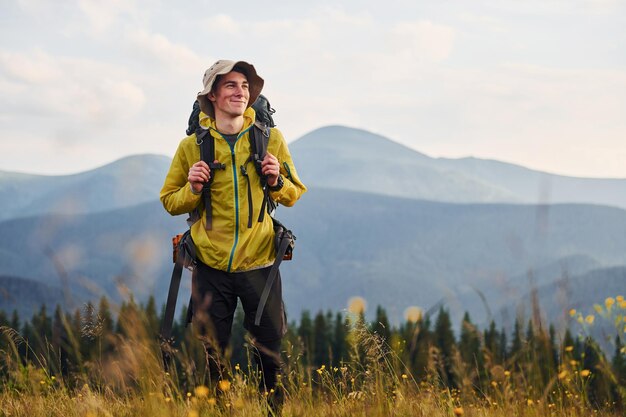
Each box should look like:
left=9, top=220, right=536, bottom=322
left=1, top=125, right=625, bottom=333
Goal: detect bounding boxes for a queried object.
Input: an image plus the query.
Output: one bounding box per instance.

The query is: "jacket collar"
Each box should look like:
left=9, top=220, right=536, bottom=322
left=199, top=107, right=256, bottom=136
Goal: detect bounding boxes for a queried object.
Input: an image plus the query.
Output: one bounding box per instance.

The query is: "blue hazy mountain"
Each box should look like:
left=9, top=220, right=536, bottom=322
left=1, top=125, right=626, bottom=325
left=290, top=125, right=626, bottom=209
left=1, top=189, right=625, bottom=327
left=0, top=154, right=171, bottom=222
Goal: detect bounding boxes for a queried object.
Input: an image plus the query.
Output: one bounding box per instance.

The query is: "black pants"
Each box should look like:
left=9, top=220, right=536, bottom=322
left=191, top=261, right=286, bottom=393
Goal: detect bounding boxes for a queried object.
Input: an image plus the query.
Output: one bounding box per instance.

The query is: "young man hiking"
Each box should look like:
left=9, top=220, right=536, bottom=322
left=160, top=60, right=306, bottom=409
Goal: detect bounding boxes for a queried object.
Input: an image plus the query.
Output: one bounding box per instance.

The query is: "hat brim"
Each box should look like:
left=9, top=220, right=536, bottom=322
left=197, top=61, right=264, bottom=120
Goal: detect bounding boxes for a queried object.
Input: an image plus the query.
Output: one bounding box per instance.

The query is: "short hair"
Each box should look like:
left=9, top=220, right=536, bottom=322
left=210, top=66, right=249, bottom=95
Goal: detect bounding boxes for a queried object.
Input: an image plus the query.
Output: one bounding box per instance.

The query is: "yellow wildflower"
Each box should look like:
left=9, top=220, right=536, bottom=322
left=218, top=380, right=231, bottom=392
left=569, top=309, right=576, bottom=317
left=558, top=370, right=568, bottom=379
left=194, top=386, right=210, bottom=398
left=504, top=371, right=511, bottom=377
left=402, top=374, right=408, bottom=379
left=620, top=301, right=626, bottom=309
left=606, top=297, right=615, bottom=309
left=207, top=398, right=217, bottom=406
left=565, top=346, right=574, bottom=352
left=188, top=410, right=199, bottom=417
left=527, top=399, right=534, bottom=406
left=453, top=407, right=464, bottom=416
left=580, top=370, right=591, bottom=377
left=570, top=360, right=578, bottom=366
left=585, top=315, right=595, bottom=324
left=594, top=304, right=603, bottom=314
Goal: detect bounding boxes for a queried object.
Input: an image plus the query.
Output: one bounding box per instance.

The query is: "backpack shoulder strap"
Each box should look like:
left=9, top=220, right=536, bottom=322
left=195, top=128, right=225, bottom=230
left=249, top=123, right=274, bottom=222
left=249, top=122, right=270, bottom=174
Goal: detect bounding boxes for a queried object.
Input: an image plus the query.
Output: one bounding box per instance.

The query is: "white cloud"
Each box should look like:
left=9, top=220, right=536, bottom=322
left=126, top=29, right=206, bottom=75
left=0, top=49, right=63, bottom=84
left=0, top=49, right=145, bottom=131
left=77, top=0, right=136, bottom=34
left=206, top=14, right=242, bottom=35
left=389, top=21, right=456, bottom=64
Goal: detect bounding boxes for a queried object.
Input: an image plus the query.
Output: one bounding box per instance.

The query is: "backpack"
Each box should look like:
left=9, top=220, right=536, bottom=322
left=160, top=95, right=293, bottom=367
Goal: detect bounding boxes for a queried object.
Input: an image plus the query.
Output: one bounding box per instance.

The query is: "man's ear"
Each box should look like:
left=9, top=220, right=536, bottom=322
left=207, top=91, right=216, bottom=103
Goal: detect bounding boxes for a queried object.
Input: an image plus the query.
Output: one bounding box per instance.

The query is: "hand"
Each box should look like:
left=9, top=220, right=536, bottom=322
left=188, top=161, right=210, bottom=194
left=261, top=152, right=280, bottom=187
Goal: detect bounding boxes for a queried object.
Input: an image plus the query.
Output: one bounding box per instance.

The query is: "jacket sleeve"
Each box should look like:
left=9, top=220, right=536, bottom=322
left=160, top=138, right=202, bottom=216
left=268, top=129, right=307, bottom=207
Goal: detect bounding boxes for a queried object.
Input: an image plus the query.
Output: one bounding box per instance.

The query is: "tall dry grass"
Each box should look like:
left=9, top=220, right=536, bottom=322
left=1, top=300, right=624, bottom=417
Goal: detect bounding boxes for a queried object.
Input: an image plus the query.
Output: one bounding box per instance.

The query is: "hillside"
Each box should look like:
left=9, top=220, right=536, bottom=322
left=0, top=275, right=69, bottom=320
left=0, top=154, right=171, bottom=221
left=2, top=188, right=626, bottom=325
left=289, top=125, right=626, bottom=208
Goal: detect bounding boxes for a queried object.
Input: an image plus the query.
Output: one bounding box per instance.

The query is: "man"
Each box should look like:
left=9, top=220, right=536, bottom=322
left=160, top=60, right=306, bottom=405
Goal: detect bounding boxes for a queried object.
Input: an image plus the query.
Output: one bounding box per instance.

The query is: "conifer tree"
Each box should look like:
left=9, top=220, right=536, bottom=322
left=410, top=314, right=431, bottom=379
left=498, top=327, right=507, bottom=364
left=30, top=304, right=52, bottom=359
left=372, top=305, right=391, bottom=347
left=313, top=310, right=330, bottom=367
left=332, top=312, right=348, bottom=365
left=459, top=312, right=483, bottom=381
left=483, top=320, right=501, bottom=364
left=583, top=336, right=614, bottom=408
left=51, top=305, right=69, bottom=375
left=10, top=309, right=20, bottom=332
left=509, top=317, right=523, bottom=362
left=612, top=335, right=626, bottom=409
left=434, top=307, right=456, bottom=387
left=96, top=296, right=115, bottom=356
left=144, top=295, right=160, bottom=337
left=298, top=310, right=314, bottom=366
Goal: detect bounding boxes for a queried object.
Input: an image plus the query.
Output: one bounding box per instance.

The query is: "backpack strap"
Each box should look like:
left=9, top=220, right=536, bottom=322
left=254, top=218, right=295, bottom=326
left=196, top=128, right=225, bottom=230
left=249, top=123, right=273, bottom=224
left=160, top=230, right=196, bottom=370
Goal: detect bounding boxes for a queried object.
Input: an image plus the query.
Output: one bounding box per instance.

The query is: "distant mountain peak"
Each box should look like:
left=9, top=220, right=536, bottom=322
left=292, top=124, right=430, bottom=160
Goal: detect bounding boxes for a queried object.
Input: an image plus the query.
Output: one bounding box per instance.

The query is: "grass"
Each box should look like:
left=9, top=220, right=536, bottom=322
left=1, top=302, right=625, bottom=416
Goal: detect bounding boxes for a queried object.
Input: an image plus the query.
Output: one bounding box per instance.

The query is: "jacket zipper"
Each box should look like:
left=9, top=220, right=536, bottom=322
left=226, top=125, right=253, bottom=272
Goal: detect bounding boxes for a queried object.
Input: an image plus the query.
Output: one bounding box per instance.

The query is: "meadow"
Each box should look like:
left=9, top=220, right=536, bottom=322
left=1, top=295, right=625, bottom=416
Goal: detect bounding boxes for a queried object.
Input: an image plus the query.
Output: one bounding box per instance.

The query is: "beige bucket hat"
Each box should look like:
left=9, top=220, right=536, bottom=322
left=196, top=60, right=264, bottom=119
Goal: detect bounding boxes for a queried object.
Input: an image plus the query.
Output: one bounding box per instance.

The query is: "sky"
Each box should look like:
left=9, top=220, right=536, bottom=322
left=1, top=0, right=625, bottom=178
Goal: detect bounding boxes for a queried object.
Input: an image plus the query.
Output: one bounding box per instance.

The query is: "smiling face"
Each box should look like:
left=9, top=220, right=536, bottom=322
left=207, top=70, right=250, bottom=120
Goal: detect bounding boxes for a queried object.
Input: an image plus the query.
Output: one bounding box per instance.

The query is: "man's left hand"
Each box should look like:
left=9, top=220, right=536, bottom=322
left=261, top=152, right=280, bottom=187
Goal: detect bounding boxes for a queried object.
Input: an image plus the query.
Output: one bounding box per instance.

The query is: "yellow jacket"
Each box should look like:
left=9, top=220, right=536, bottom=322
left=160, top=108, right=307, bottom=272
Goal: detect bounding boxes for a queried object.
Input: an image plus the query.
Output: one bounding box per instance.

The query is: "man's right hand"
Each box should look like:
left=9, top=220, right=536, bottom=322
left=188, top=161, right=210, bottom=194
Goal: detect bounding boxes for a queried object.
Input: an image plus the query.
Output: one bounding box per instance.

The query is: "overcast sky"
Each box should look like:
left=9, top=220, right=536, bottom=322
left=1, top=0, right=625, bottom=178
